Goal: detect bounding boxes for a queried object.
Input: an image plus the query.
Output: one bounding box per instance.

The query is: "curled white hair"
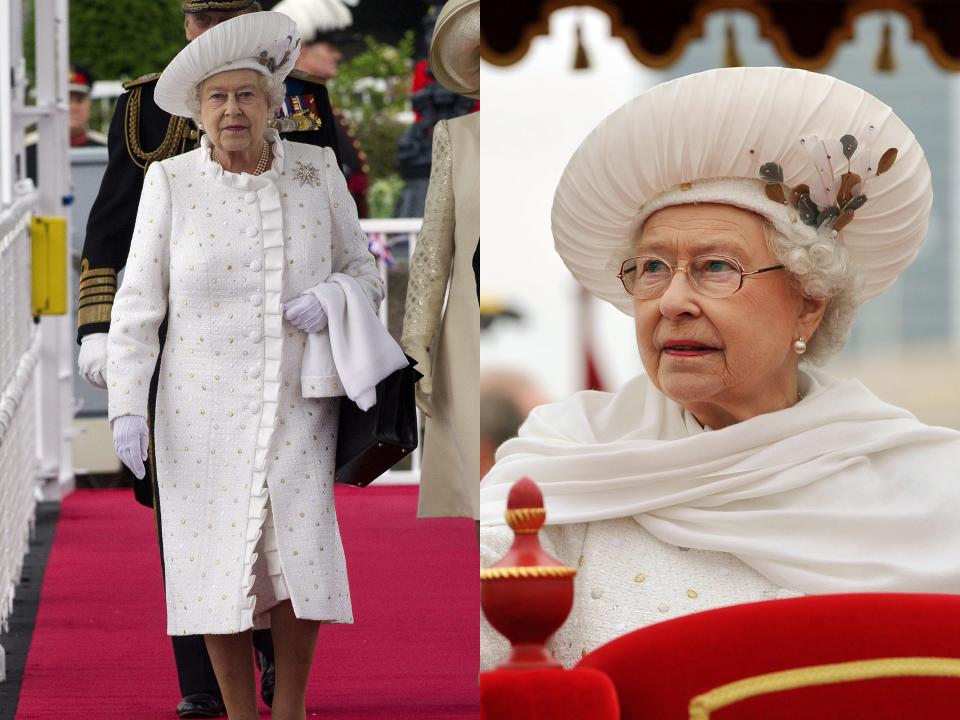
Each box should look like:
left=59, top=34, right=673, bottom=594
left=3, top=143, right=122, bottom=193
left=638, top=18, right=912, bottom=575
left=185, top=71, right=286, bottom=123
left=760, top=218, right=860, bottom=364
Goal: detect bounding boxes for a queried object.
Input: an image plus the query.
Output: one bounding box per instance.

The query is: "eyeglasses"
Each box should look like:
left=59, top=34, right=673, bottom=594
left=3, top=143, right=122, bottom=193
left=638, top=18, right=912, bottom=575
left=617, top=255, right=785, bottom=299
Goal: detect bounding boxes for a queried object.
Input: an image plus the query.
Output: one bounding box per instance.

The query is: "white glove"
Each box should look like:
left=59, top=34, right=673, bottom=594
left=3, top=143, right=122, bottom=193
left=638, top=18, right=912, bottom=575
left=283, top=293, right=328, bottom=333
left=112, top=415, right=149, bottom=480
left=78, top=333, right=108, bottom=388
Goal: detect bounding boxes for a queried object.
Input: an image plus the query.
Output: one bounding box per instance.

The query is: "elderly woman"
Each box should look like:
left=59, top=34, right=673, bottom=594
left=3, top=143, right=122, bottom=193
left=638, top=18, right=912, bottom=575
left=480, top=67, right=960, bottom=669
left=106, top=12, right=382, bottom=719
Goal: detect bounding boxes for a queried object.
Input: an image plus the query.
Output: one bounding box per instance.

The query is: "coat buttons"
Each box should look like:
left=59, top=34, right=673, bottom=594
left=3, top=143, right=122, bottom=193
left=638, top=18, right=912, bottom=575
left=250, top=294, right=262, bottom=306
left=246, top=226, right=259, bottom=237
left=249, top=259, right=262, bottom=272
left=245, top=193, right=257, bottom=204
left=248, top=401, right=261, bottom=414
left=249, top=330, right=262, bottom=343
left=249, top=366, right=261, bottom=379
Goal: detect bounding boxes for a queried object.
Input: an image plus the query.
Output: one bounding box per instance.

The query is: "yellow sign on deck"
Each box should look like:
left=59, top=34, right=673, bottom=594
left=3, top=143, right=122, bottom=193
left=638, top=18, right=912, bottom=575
left=31, top=216, right=68, bottom=316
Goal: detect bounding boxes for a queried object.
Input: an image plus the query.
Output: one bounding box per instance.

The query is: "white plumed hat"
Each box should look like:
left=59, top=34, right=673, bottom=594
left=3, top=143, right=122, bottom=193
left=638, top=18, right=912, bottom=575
left=271, top=0, right=357, bottom=38
left=155, top=11, right=300, bottom=118
left=551, top=66, right=932, bottom=313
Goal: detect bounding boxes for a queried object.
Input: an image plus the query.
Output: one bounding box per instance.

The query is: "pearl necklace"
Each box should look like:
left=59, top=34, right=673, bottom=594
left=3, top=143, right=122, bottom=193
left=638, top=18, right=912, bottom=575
left=212, top=140, right=271, bottom=175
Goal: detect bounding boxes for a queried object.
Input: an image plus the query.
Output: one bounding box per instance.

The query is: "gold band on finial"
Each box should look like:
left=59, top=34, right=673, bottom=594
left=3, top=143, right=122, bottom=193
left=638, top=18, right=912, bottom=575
left=505, top=507, right=546, bottom=531
left=480, top=565, right=577, bottom=581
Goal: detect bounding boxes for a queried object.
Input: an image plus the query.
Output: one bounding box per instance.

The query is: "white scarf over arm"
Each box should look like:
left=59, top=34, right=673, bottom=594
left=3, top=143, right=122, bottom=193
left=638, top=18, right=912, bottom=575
left=300, top=273, right=408, bottom=410
left=480, top=370, right=960, bottom=595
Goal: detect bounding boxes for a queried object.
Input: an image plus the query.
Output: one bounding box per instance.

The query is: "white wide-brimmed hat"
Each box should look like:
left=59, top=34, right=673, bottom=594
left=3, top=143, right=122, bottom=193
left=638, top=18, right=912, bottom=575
left=431, top=0, right=480, bottom=99
left=155, top=11, right=300, bottom=118
left=552, top=67, right=932, bottom=312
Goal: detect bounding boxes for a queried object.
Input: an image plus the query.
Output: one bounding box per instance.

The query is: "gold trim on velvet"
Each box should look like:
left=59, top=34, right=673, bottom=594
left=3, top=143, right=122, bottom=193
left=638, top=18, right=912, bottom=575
left=480, top=565, right=577, bottom=580
left=480, top=1, right=960, bottom=73
left=688, top=656, right=960, bottom=720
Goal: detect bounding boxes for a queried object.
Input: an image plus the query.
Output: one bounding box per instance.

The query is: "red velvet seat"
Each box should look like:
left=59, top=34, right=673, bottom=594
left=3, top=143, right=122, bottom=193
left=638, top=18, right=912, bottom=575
left=480, top=667, right=619, bottom=720
left=482, top=594, right=960, bottom=719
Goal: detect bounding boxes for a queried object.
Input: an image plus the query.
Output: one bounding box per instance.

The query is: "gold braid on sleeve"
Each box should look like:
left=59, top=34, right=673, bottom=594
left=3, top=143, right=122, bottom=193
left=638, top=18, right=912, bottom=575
left=125, top=87, right=193, bottom=172
left=77, top=258, right=118, bottom=327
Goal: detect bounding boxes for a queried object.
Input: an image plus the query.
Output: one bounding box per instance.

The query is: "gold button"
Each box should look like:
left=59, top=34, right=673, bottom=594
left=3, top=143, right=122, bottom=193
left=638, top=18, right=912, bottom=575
left=687, top=589, right=699, bottom=599
left=634, top=573, right=646, bottom=584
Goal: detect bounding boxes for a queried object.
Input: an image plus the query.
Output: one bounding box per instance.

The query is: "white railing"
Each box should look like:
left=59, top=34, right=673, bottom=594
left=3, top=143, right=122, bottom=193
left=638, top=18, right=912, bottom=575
left=0, top=187, right=40, bottom=683
left=1, top=0, right=71, bottom=682
left=360, top=217, right=421, bottom=485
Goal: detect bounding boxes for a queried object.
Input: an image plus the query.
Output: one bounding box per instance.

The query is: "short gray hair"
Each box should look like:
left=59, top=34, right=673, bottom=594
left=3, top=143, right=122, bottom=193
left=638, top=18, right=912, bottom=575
left=761, top=218, right=860, bottom=364
left=186, top=71, right=285, bottom=123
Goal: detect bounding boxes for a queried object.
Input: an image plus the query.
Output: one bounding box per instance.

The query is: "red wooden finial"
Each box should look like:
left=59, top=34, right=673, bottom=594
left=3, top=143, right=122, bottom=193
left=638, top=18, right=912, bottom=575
left=481, top=477, right=577, bottom=669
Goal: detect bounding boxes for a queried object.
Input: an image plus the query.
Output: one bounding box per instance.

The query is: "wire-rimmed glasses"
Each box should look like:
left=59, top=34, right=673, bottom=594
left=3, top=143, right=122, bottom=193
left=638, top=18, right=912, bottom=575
left=617, top=255, right=786, bottom=299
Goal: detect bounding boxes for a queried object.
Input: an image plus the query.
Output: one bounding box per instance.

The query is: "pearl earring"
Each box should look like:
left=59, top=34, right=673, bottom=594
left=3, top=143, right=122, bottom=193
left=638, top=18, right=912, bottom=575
left=793, top=335, right=807, bottom=355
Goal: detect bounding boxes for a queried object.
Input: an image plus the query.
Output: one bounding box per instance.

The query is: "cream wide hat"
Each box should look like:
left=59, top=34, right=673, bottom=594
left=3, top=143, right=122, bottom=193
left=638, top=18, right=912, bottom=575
left=551, top=66, right=933, bottom=313
left=155, top=11, right=300, bottom=118
left=431, top=0, right=480, bottom=99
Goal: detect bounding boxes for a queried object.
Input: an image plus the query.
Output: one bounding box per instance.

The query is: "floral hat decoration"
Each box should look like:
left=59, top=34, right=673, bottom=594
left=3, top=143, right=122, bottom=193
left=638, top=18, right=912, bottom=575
left=155, top=11, right=300, bottom=119
left=551, top=66, right=933, bottom=313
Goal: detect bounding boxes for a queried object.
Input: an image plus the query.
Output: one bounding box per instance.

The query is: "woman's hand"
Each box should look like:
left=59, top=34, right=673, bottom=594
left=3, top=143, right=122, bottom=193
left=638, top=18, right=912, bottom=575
left=112, top=415, right=149, bottom=480
left=403, top=343, right=435, bottom=416
left=283, top=293, right=328, bottom=333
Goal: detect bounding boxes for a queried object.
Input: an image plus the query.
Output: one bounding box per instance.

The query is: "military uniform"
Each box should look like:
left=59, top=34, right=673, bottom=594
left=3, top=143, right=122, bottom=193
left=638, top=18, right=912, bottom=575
left=77, top=65, right=341, bottom=712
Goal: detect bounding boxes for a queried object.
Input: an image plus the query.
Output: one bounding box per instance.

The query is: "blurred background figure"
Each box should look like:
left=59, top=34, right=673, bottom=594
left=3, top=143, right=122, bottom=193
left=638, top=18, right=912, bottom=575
left=480, top=370, right=550, bottom=479
left=393, top=4, right=476, bottom=218
left=25, top=64, right=105, bottom=182
left=65, top=65, right=106, bottom=148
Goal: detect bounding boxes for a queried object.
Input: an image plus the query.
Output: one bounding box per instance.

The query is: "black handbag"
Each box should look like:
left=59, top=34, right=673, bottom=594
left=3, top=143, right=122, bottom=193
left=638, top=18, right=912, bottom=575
left=334, top=356, right=422, bottom=487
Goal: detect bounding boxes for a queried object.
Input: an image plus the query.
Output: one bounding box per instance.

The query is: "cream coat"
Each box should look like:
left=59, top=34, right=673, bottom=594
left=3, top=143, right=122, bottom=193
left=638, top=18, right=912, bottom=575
left=402, top=113, right=479, bottom=519
left=107, top=132, right=383, bottom=635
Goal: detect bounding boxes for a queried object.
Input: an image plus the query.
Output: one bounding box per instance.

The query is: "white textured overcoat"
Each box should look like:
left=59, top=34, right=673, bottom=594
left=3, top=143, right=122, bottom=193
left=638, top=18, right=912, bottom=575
left=107, top=132, right=383, bottom=635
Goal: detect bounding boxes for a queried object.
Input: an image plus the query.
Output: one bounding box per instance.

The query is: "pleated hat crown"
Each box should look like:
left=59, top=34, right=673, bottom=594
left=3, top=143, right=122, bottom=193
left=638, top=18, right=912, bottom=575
left=155, top=11, right=300, bottom=118
left=551, top=67, right=932, bottom=312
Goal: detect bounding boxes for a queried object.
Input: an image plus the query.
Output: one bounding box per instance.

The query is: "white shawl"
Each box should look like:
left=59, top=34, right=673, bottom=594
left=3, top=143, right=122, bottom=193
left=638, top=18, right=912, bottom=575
left=300, top=273, right=408, bottom=410
left=480, top=370, right=960, bottom=594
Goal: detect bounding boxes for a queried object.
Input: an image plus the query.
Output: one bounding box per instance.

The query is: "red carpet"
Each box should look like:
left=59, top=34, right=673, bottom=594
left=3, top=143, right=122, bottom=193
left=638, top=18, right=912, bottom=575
left=14, top=487, right=478, bottom=719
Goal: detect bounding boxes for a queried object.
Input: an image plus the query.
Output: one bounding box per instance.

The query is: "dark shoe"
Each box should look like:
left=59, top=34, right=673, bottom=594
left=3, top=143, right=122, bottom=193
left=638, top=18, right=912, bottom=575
left=257, top=650, right=276, bottom=708
left=176, top=692, right=226, bottom=718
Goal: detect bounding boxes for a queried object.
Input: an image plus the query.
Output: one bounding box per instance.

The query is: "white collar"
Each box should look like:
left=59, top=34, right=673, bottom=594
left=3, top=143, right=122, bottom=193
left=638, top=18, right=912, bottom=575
left=199, top=128, right=284, bottom=190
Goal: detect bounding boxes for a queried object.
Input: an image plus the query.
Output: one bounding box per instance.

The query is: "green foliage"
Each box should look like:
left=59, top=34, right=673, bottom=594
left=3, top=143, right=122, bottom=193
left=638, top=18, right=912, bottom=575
left=328, top=31, right=414, bottom=190
left=328, top=31, right=416, bottom=122
left=24, top=0, right=184, bottom=83
left=367, top=174, right=405, bottom=219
